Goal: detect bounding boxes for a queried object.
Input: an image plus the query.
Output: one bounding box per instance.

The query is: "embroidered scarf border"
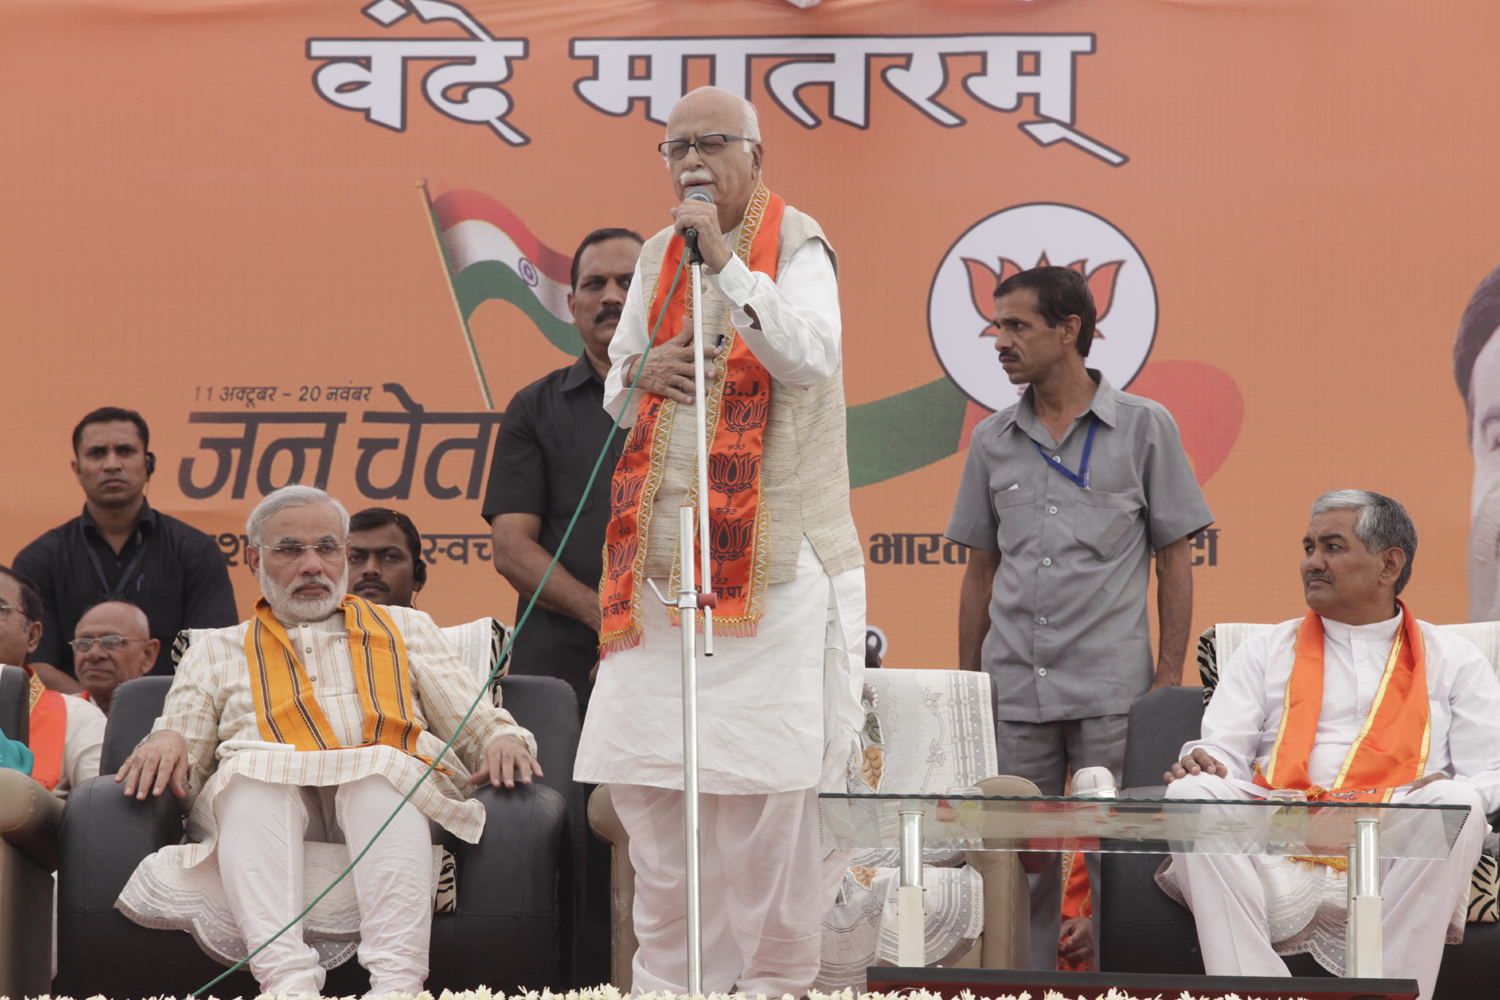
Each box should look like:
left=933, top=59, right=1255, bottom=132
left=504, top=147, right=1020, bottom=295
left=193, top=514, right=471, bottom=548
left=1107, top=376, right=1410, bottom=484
left=599, top=181, right=780, bottom=653
left=1255, top=600, right=1431, bottom=804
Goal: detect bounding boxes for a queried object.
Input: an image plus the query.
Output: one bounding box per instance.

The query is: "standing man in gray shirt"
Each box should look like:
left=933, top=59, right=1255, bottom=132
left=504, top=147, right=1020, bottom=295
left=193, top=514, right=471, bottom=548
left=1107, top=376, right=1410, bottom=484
left=945, top=266, right=1212, bottom=970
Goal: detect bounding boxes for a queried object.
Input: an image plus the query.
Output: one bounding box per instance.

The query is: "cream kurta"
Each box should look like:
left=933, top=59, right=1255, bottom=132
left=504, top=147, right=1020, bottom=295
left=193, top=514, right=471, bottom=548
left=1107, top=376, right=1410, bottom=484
left=577, top=206, right=865, bottom=795
left=151, top=604, right=535, bottom=868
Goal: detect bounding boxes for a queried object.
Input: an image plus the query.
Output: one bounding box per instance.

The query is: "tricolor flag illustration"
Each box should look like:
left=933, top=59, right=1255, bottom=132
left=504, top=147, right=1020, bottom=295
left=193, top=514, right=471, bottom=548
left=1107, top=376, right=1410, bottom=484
left=423, top=184, right=581, bottom=406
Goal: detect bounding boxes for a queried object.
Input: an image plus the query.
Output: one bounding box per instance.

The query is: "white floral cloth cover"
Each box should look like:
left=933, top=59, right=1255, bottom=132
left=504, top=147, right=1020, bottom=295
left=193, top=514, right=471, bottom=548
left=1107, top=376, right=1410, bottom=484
left=814, top=669, right=998, bottom=992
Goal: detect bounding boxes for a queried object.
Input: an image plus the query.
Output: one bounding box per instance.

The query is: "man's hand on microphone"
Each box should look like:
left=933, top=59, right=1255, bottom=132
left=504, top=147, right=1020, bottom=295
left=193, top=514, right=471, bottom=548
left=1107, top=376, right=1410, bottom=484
left=627, top=325, right=721, bottom=405
left=671, top=197, right=732, bottom=272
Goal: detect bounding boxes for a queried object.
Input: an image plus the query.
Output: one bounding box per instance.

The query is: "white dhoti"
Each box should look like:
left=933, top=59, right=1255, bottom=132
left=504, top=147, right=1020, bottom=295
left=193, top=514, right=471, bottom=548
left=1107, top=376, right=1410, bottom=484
left=577, top=537, right=865, bottom=996
left=613, top=783, right=845, bottom=996
left=215, top=773, right=435, bottom=997
left=1166, top=772, right=1487, bottom=1000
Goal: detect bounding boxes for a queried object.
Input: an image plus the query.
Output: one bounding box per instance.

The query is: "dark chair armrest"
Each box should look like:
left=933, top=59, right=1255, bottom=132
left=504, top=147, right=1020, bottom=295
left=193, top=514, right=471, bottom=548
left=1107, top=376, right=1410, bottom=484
left=430, top=781, right=570, bottom=990
left=0, top=665, right=30, bottom=744
left=440, top=781, right=567, bottom=914
left=58, top=774, right=183, bottom=916
left=1121, top=686, right=1205, bottom=789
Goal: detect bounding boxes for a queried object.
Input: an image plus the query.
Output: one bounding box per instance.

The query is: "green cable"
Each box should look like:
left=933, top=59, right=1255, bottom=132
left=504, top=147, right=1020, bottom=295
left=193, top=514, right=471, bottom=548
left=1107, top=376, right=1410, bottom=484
left=191, top=252, right=689, bottom=997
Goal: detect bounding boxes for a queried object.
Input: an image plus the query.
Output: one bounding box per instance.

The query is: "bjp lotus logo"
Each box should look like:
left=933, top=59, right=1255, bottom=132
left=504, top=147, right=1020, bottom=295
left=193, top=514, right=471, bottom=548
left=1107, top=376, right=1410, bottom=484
left=919, top=202, right=1244, bottom=487
left=928, top=203, right=1158, bottom=412
left=966, top=252, right=1124, bottom=345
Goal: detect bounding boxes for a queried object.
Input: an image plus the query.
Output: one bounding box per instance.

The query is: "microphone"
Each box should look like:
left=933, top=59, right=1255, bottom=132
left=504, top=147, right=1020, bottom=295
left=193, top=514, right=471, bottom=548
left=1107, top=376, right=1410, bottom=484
left=683, top=186, right=714, bottom=265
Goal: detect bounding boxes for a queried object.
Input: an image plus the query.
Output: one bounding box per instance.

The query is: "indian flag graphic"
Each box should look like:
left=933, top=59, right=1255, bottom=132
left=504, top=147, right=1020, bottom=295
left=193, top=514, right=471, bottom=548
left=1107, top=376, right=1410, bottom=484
left=422, top=183, right=580, bottom=407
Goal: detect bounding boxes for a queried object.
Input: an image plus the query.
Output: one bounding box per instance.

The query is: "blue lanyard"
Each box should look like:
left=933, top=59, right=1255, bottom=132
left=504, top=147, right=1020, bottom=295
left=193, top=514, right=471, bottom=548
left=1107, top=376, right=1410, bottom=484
left=1033, top=414, right=1099, bottom=489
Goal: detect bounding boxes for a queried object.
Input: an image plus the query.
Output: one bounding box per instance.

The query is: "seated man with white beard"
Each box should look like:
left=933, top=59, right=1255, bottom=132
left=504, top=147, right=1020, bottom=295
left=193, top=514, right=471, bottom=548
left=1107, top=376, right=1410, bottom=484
left=1163, top=490, right=1500, bottom=1000
left=116, top=485, right=541, bottom=997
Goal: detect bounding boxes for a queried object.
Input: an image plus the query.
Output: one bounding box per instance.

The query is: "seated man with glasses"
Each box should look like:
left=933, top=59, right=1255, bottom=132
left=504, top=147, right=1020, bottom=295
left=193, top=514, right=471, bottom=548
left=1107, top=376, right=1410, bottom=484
left=0, top=565, right=106, bottom=797
left=113, top=484, right=542, bottom=998
left=71, top=600, right=160, bottom=716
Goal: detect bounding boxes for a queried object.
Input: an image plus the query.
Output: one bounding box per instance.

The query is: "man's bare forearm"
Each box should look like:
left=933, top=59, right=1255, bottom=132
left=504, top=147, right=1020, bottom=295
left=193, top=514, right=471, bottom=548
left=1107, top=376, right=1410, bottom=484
left=491, top=522, right=602, bottom=632
left=959, top=548, right=1001, bottom=671
left=1153, top=536, right=1195, bottom=688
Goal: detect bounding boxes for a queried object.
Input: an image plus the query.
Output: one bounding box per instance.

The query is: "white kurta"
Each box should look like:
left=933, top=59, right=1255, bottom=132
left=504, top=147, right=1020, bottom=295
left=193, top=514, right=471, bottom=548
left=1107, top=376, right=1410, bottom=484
left=145, top=604, right=535, bottom=868
left=1168, top=610, right=1500, bottom=997
left=1183, top=611, right=1500, bottom=810
left=54, top=691, right=105, bottom=797
left=577, top=233, right=863, bottom=795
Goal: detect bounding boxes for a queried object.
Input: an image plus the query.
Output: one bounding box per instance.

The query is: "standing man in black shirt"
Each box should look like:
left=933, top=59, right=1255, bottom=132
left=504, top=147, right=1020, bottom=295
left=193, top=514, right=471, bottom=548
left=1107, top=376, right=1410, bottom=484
left=482, top=226, right=642, bottom=987
left=483, top=228, right=643, bottom=712
left=14, top=407, right=239, bottom=691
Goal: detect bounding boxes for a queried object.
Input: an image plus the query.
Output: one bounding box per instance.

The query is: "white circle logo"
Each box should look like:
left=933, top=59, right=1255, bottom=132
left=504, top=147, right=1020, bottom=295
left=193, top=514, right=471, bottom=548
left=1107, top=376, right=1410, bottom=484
left=927, top=203, right=1157, bottom=412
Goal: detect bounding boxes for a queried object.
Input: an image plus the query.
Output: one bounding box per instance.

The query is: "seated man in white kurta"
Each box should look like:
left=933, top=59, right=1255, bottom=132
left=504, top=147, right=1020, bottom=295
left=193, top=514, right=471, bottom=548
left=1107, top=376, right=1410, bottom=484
left=117, top=485, right=541, bottom=997
left=1163, top=490, right=1500, bottom=1000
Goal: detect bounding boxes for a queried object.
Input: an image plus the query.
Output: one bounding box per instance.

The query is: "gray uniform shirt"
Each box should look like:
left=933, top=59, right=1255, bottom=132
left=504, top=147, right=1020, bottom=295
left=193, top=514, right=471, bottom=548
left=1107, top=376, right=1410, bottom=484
left=945, top=371, right=1213, bottom=723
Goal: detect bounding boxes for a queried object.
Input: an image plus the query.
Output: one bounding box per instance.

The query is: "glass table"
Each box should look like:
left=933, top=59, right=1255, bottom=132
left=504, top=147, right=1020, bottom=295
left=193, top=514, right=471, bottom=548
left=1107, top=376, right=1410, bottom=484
left=819, top=792, right=1470, bottom=977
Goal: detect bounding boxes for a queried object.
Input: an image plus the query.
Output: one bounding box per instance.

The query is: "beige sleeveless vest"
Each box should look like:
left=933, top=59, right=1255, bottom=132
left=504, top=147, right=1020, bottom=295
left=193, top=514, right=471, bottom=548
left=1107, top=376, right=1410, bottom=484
left=634, top=205, right=863, bottom=585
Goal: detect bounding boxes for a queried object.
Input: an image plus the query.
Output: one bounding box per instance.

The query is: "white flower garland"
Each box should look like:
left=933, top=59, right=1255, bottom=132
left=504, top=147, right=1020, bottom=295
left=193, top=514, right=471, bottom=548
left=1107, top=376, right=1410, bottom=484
left=21, top=988, right=1314, bottom=1000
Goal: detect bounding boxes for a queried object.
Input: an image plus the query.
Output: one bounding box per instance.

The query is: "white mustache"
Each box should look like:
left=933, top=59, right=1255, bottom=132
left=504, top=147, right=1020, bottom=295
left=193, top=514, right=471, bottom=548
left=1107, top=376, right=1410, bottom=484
left=679, top=168, right=713, bottom=185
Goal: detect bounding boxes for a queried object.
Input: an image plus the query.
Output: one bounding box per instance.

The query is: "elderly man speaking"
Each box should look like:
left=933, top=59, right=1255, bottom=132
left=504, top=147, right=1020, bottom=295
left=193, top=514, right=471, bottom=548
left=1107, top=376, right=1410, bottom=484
left=117, top=485, right=540, bottom=997
left=1163, top=491, right=1500, bottom=999
left=574, top=86, right=865, bottom=996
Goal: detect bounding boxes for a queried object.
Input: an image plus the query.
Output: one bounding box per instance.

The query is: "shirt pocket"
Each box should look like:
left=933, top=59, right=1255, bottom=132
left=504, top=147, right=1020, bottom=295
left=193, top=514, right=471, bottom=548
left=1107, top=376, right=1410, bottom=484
left=1074, top=490, right=1143, bottom=560
left=991, top=485, right=1035, bottom=553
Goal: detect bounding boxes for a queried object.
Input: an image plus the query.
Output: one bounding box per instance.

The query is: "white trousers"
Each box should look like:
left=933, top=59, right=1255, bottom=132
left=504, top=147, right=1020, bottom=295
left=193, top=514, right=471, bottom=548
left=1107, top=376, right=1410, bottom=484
left=214, top=774, right=435, bottom=997
left=613, top=783, right=846, bottom=997
left=1167, top=772, right=1487, bottom=1000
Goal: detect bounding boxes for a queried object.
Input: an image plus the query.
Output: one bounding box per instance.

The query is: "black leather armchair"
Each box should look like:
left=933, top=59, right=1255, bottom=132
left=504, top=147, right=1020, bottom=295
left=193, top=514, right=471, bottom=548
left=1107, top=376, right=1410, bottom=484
left=1097, top=685, right=1500, bottom=998
left=57, top=673, right=581, bottom=999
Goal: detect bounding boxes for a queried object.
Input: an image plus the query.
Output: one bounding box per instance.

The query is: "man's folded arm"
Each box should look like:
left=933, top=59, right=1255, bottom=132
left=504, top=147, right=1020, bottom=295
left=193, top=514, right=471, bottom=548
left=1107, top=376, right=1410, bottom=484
left=1178, top=632, right=1281, bottom=783
left=708, top=239, right=840, bottom=389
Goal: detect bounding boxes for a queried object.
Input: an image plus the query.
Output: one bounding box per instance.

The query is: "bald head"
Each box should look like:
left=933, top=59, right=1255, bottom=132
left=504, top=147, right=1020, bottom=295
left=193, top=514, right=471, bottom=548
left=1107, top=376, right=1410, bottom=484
left=73, top=601, right=158, bottom=714
left=664, top=87, right=764, bottom=233
left=669, top=86, right=760, bottom=140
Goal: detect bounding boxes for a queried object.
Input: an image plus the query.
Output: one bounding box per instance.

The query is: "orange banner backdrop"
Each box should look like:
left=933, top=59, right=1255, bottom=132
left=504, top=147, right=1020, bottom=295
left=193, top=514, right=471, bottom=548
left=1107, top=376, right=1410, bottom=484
left=3, top=0, right=1497, bottom=672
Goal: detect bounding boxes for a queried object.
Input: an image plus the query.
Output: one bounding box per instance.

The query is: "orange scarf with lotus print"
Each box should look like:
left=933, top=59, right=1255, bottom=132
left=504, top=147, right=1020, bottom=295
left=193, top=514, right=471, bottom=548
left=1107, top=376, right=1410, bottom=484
left=599, top=181, right=781, bottom=654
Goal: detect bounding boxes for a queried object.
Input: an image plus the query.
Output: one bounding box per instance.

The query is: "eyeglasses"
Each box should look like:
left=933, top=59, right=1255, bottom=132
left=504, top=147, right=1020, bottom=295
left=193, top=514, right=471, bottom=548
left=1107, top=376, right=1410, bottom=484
left=0, top=601, right=28, bottom=621
left=658, top=134, right=753, bottom=161
left=261, top=542, right=346, bottom=565
left=70, top=635, right=145, bottom=652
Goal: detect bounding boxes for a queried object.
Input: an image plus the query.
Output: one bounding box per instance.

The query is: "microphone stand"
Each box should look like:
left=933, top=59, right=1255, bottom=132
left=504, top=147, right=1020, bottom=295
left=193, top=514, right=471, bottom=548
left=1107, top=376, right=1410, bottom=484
left=647, top=224, right=717, bottom=996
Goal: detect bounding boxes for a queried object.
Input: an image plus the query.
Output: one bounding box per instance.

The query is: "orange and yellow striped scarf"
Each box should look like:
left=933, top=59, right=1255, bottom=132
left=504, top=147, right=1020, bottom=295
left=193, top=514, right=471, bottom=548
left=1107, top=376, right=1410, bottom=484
left=244, top=595, right=425, bottom=755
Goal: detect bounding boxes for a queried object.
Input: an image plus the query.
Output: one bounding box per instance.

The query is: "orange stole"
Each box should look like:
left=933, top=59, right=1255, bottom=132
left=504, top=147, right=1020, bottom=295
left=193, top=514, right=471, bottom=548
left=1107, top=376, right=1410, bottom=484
left=599, top=181, right=783, bottom=652
left=1254, top=600, right=1431, bottom=804
left=26, top=671, right=66, bottom=791
left=244, top=596, right=424, bottom=755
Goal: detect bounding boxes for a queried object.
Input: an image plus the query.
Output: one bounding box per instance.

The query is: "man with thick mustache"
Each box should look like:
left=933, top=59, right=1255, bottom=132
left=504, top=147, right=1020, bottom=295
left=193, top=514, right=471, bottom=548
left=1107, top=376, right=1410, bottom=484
left=573, top=86, right=866, bottom=996
left=946, top=265, right=1212, bottom=968
left=1162, top=491, right=1500, bottom=999
left=485, top=228, right=643, bottom=715
left=484, top=226, right=643, bottom=985
left=116, top=485, right=541, bottom=997
left=348, top=506, right=427, bottom=609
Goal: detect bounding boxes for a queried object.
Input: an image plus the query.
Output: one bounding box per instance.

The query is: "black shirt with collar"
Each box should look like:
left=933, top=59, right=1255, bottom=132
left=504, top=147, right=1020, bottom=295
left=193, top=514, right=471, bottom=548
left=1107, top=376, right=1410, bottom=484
left=13, top=497, right=239, bottom=677
left=482, top=353, right=625, bottom=713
